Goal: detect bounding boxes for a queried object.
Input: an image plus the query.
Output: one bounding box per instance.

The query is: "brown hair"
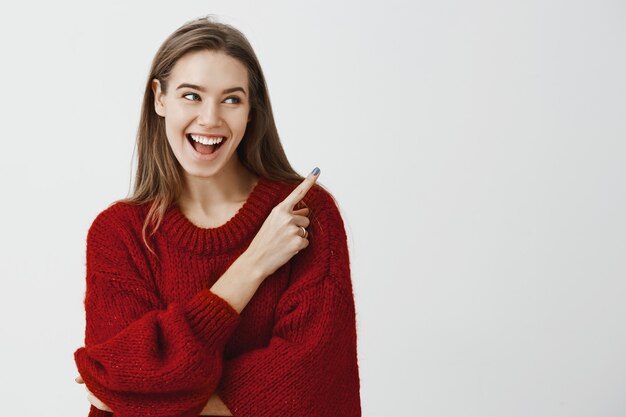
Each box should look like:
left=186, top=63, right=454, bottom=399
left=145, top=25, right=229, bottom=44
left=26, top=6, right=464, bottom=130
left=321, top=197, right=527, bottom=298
left=115, top=15, right=320, bottom=255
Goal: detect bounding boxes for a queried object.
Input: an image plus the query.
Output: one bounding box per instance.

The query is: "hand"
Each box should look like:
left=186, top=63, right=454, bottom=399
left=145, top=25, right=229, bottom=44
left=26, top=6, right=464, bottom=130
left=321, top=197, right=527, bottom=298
left=243, top=169, right=320, bottom=278
left=75, top=375, right=112, bottom=412
left=200, top=392, right=233, bottom=416
left=76, top=375, right=232, bottom=415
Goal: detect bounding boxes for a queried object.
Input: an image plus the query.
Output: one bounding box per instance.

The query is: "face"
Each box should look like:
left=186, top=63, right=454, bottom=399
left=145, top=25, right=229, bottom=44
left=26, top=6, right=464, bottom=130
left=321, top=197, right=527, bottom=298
left=152, top=49, right=251, bottom=179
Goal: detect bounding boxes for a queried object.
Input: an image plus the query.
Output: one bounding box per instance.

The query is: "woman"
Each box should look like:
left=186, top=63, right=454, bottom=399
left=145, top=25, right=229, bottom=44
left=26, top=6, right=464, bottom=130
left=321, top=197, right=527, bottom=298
left=74, top=16, right=361, bottom=417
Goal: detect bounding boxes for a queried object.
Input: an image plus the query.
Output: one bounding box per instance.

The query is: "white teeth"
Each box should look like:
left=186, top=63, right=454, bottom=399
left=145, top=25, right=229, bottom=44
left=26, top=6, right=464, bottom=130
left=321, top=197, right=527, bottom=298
left=189, top=134, right=225, bottom=145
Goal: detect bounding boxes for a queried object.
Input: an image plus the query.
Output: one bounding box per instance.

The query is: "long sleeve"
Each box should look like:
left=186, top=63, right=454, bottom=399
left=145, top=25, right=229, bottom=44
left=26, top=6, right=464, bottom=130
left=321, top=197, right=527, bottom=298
left=74, top=207, right=241, bottom=417
left=216, top=189, right=362, bottom=416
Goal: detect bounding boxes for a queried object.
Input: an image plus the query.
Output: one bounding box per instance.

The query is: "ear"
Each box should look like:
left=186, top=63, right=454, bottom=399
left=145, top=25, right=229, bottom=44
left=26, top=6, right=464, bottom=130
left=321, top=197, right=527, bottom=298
left=152, top=79, right=166, bottom=117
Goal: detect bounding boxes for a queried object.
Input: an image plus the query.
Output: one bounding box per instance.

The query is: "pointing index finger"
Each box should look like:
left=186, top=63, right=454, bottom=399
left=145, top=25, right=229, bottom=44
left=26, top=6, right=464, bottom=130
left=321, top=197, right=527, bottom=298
left=281, top=168, right=320, bottom=211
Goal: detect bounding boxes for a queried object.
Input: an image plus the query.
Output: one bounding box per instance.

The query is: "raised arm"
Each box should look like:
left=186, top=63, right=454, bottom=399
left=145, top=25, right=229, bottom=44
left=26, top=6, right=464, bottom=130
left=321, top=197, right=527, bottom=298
left=215, top=190, right=362, bottom=417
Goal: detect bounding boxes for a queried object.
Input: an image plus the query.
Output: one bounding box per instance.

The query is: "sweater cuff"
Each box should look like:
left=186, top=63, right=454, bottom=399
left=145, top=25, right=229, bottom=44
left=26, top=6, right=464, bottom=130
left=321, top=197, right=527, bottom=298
left=185, top=289, right=241, bottom=347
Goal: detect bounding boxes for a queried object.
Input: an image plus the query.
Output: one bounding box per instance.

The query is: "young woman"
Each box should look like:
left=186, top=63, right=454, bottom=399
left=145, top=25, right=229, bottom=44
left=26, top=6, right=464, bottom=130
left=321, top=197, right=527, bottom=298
left=73, top=16, right=361, bottom=417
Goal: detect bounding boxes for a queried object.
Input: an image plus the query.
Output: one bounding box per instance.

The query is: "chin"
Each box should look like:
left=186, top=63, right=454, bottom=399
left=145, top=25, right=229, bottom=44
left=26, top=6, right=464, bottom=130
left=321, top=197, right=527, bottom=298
left=184, top=166, right=223, bottom=179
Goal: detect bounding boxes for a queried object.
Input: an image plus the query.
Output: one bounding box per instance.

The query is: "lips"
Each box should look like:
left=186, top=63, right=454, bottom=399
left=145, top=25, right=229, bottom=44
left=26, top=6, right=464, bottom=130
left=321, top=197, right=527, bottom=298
left=186, top=133, right=227, bottom=155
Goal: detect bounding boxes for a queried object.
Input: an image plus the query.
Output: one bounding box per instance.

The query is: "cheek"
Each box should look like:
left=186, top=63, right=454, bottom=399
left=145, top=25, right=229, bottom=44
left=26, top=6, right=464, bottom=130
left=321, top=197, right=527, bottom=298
left=163, top=121, right=178, bottom=142
left=163, top=121, right=187, bottom=151
left=164, top=109, right=191, bottom=134
left=228, top=109, right=251, bottom=129
left=169, top=106, right=191, bottom=123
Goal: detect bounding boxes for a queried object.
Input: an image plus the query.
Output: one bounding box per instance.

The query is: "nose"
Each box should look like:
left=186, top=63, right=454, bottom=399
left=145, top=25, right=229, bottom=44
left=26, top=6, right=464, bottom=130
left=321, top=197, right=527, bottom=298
left=196, top=101, right=223, bottom=127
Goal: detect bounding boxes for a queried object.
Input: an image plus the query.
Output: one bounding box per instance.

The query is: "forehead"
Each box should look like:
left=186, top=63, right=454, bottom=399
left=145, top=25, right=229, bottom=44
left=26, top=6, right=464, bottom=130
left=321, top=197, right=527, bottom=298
left=169, top=49, right=248, bottom=90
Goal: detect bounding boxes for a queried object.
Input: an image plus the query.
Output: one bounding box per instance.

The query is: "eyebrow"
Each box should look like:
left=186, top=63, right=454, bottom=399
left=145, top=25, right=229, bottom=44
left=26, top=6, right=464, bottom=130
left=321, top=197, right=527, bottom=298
left=175, top=83, right=247, bottom=95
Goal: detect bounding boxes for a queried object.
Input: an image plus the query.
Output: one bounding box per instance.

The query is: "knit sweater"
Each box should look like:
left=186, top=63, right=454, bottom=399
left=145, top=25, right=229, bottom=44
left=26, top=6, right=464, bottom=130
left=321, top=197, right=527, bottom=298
left=73, top=176, right=361, bottom=417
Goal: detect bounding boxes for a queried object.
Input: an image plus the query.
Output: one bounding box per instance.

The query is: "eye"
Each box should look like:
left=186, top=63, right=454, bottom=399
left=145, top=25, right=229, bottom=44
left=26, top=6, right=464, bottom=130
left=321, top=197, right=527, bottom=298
left=224, top=96, right=242, bottom=104
left=183, top=92, right=200, bottom=101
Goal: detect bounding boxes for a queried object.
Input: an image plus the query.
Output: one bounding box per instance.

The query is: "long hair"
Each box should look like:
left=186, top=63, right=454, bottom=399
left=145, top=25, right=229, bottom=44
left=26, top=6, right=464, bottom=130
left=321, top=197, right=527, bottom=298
left=115, top=15, right=313, bottom=255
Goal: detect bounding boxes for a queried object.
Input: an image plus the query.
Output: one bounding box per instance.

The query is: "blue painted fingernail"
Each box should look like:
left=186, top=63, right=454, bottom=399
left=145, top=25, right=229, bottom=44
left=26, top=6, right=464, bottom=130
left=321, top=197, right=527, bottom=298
left=311, top=167, right=320, bottom=176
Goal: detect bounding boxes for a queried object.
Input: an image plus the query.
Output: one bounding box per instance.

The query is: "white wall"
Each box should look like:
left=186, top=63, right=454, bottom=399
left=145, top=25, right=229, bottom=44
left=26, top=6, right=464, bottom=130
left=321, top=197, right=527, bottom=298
left=0, top=1, right=624, bottom=416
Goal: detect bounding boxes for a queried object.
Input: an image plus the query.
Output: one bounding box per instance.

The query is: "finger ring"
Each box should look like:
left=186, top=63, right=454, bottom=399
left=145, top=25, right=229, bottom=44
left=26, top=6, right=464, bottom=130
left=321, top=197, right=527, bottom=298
left=298, top=226, right=307, bottom=238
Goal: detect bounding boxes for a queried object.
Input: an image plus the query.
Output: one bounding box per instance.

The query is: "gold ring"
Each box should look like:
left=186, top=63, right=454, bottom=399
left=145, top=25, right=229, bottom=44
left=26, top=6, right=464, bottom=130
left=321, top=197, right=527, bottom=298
left=298, top=226, right=307, bottom=238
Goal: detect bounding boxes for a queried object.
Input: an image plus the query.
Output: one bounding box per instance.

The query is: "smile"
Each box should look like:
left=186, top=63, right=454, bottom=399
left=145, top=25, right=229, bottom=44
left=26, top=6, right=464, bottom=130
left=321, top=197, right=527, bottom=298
left=186, top=133, right=227, bottom=156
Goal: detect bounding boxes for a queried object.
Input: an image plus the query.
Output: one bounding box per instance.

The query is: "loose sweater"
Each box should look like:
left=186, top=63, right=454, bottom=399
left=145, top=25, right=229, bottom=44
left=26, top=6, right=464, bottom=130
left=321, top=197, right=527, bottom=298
left=73, top=176, right=362, bottom=417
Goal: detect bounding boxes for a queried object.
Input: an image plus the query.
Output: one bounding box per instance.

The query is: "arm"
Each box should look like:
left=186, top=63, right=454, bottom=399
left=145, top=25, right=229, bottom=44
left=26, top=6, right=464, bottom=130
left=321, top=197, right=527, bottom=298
left=76, top=175, right=322, bottom=416
left=74, top=209, right=245, bottom=417
left=216, top=191, right=362, bottom=417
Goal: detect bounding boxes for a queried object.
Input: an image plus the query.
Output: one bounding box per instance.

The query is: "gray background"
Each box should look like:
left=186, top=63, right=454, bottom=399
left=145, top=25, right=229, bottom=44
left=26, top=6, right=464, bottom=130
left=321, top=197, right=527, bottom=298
left=0, top=0, right=624, bottom=416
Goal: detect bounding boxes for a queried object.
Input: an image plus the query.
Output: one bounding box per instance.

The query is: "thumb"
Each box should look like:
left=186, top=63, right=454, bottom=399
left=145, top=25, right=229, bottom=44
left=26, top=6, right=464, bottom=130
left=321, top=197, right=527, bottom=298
left=75, top=375, right=84, bottom=384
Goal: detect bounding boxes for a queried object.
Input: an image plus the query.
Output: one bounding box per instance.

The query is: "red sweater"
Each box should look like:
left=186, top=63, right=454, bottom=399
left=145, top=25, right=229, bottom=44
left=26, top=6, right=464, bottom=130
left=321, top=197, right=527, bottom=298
left=74, top=176, right=361, bottom=417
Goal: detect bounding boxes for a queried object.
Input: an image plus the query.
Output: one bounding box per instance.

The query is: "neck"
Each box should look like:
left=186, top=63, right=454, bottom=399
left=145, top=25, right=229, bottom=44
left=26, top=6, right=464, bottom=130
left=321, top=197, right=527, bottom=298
left=178, top=157, right=258, bottom=214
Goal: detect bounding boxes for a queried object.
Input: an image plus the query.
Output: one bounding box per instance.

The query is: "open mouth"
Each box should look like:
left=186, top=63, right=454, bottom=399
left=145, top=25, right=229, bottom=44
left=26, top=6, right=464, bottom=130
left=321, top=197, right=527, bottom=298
left=186, top=134, right=227, bottom=155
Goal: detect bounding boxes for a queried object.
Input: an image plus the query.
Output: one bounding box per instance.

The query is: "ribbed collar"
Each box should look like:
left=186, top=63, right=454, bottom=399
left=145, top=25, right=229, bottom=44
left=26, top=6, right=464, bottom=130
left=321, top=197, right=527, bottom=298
left=160, top=176, right=285, bottom=255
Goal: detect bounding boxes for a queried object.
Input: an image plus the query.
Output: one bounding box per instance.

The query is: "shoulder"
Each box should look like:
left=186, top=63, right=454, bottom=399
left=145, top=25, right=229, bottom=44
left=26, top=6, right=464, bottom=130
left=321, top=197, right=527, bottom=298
left=85, top=201, right=158, bottom=275
left=282, top=180, right=352, bottom=289
left=89, top=201, right=146, bottom=230
left=87, top=201, right=150, bottom=247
